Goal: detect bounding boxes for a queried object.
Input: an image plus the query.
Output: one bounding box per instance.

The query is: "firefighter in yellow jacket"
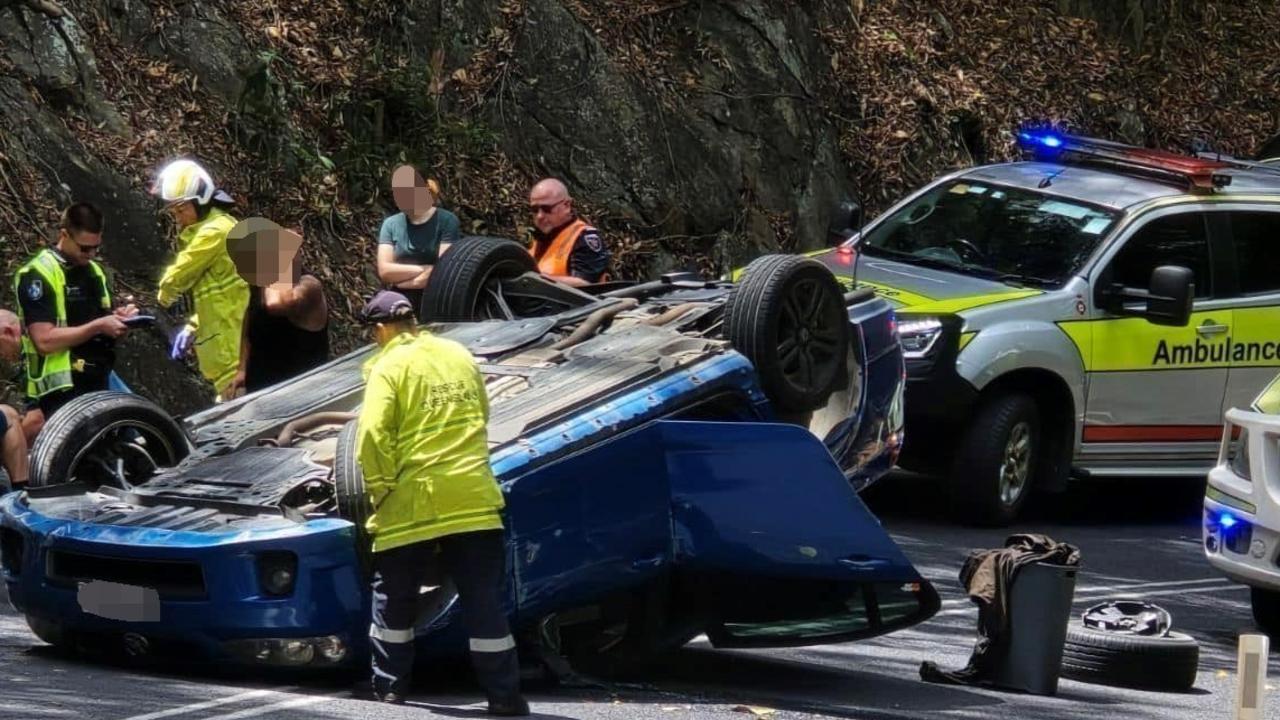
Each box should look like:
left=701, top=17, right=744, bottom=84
left=151, top=159, right=250, bottom=400
left=354, top=290, right=526, bottom=715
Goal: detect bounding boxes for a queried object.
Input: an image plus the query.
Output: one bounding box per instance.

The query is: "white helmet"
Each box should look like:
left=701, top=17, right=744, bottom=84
left=152, top=159, right=215, bottom=205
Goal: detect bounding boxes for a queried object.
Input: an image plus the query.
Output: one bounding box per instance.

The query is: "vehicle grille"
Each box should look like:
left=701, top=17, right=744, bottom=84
left=46, top=550, right=206, bottom=599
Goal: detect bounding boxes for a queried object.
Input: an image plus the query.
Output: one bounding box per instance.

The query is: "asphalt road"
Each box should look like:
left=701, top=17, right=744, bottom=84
left=1, top=474, right=1276, bottom=720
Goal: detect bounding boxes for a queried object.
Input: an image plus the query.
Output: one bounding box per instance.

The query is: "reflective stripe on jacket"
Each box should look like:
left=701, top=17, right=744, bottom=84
left=530, top=219, right=591, bottom=277
left=157, top=208, right=249, bottom=393
left=356, top=331, right=504, bottom=553
left=13, top=249, right=110, bottom=399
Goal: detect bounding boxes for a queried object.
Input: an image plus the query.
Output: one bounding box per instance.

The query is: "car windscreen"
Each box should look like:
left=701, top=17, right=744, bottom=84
left=860, top=180, right=1119, bottom=288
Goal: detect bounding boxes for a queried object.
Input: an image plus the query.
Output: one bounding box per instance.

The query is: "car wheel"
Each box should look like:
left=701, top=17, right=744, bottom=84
left=724, top=255, right=850, bottom=413
left=948, top=392, right=1039, bottom=526
left=25, top=615, right=69, bottom=649
left=421, top=236, right=540, bottom=322
left=1250, top=587, right=1280, bottom=636
left=29, top=392, right=190, bottom=489
left=1061, top=626, right=1200, bottom=691
left=333, top=421, right=373, bottom=566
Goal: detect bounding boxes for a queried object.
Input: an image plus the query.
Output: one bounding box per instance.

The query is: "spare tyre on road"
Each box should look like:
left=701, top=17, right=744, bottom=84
left=1060, top=601, right=1199, bottom=691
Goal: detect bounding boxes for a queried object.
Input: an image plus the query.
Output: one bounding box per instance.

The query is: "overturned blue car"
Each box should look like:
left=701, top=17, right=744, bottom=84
left=0, top=239, right=936, bottom=672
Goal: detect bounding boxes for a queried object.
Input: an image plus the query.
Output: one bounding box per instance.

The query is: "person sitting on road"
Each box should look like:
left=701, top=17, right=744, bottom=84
left=527, top=178, right=610, bottom=287
left=0, top=310, right=30, bottom=491
left=224, top=218, right=330, bottom=398
left=375, top=165, right=460, bottom=320
left=13, top=203, right=137, bottom=424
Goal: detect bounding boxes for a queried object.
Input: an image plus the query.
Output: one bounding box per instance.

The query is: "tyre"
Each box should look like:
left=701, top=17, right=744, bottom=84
left=1061, top=626, right=1199, bottom=691
left=333, top=421, right=372, bottom=567
left=28, top=392, right=190, bottom=489
left=948, top=392, right=1039, bottom=526
left=420, top=236, right=539, bottom=322
left=1250, top=587, right=1280, bottom=637
left=724, top=255, right=850, bottom=413
left=25, top=615, right=67, bottom=648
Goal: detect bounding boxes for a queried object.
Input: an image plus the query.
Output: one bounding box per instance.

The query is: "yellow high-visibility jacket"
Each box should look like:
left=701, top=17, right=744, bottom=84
left=356, top=331, right=504, bottom=553
left=157, top=208, right=249, bottom=395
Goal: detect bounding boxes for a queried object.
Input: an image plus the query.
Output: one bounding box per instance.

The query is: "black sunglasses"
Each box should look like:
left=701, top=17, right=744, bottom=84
left=529, top=199, right=567, bottom=215
left=77, top=242, right=102, bottom=255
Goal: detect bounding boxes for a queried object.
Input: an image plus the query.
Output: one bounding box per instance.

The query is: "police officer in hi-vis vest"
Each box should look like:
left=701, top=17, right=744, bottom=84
left=527, top=178, right=610, bottom=287
left=14, top=203, right=137, bottom=424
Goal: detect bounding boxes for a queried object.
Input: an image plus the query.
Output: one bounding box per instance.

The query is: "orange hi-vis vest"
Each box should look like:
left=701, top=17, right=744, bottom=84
left=530, top=219, right=592, bottom=276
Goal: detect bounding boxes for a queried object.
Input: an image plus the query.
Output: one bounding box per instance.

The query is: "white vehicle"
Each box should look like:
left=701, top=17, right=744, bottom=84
left=1203, top=374, right=1280, bottom=635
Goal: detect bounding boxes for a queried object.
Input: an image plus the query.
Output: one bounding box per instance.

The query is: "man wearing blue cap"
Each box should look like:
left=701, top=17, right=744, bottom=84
left=354, top=290, right=526, bottom=715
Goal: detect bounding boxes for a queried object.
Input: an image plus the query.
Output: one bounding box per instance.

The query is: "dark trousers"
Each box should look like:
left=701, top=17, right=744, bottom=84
left=370, top=530, right=520, bottom=700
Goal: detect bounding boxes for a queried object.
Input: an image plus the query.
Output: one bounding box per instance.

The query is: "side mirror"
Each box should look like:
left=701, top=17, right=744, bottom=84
left=1098, top=265, right=1194, bottom=327
left=827, top=199, right=862, bottom=248
left=1144, top=265, right=1194, bottom=327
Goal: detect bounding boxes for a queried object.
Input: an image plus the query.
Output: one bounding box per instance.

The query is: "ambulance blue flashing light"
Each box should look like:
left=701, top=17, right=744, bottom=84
left=1018, top=131, right=1063, bottom=149
left=1219, top=513, right=1239, bottom=530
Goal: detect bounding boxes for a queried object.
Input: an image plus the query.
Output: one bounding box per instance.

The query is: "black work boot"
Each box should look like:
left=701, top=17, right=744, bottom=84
left=487, top=694, right=530, bottom=716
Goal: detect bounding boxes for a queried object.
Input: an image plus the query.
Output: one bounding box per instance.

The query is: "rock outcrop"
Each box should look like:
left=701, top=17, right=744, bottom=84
left=0, top=0, right=1276, bottom=413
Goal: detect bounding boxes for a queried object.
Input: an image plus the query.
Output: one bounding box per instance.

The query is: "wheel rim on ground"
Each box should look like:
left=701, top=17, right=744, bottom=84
left=999, top=421, right=1032, bottom=506
left=776, top=277, right=844, bottom=393
left=66, top=419, right=181, bottom=489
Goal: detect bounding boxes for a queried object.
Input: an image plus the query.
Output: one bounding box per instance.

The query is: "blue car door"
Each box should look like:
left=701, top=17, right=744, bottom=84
left=501, top=427, right=672, bottom=619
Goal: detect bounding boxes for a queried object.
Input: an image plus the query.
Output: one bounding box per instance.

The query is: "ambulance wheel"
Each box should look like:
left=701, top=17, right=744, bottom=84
left=333, top=421, right=373, bottom=571
left=724, top=255, right=849, bottom=413
left=949, top=392, right=1039, bottom=526
left=1251, top=587, right=1280, bottom=637
left=28, top=392, right=190, bottom=489
left=421, top=236, right=539, bottom=322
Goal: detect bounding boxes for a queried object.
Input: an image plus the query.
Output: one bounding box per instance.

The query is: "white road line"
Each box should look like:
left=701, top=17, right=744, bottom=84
left=939, top=576, right=1228, bottom=607
left=200, top=693, right=339, bottom=720
left=932, top=579, right=1241, bottom=619
left=1088, top=582, right=1246, bottom=600
left=121, top=690, right=283, bottom=720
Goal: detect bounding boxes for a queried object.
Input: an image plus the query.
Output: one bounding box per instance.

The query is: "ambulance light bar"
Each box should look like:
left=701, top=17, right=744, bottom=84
left=1016, top=130, right=1232, bottom=193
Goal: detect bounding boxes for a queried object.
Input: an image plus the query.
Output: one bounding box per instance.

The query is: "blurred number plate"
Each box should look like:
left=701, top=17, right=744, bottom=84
left=77, top=580, right=160, bottom=622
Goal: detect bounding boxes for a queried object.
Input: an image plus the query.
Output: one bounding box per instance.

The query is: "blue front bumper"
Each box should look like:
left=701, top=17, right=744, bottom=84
left=0, top=493, right=368, bottom=665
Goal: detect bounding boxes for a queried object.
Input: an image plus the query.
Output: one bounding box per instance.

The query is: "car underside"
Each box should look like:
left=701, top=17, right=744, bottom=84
left=0, top=242, right=932, bottom=672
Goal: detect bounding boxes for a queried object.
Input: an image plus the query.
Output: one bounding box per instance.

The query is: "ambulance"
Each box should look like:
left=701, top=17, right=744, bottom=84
left=816, top=131, right=1280, bottom=524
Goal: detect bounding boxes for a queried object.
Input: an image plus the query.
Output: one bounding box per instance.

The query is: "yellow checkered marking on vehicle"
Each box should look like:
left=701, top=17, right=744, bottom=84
left=1254, top=374, right=1280, bottom=414
left=1059, top=306, right=1280, bottom=372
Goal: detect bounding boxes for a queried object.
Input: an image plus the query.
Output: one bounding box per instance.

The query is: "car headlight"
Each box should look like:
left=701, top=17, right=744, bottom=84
left=1230, top=428, right=1251, bottom=481
left=256, top=551, right=298, bottom=597
left=897, top=317, right=944, bottom=358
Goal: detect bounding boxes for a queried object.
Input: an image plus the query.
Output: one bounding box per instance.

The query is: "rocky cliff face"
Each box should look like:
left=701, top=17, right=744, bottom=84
left=0, top=0, right=1277, bottom=413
